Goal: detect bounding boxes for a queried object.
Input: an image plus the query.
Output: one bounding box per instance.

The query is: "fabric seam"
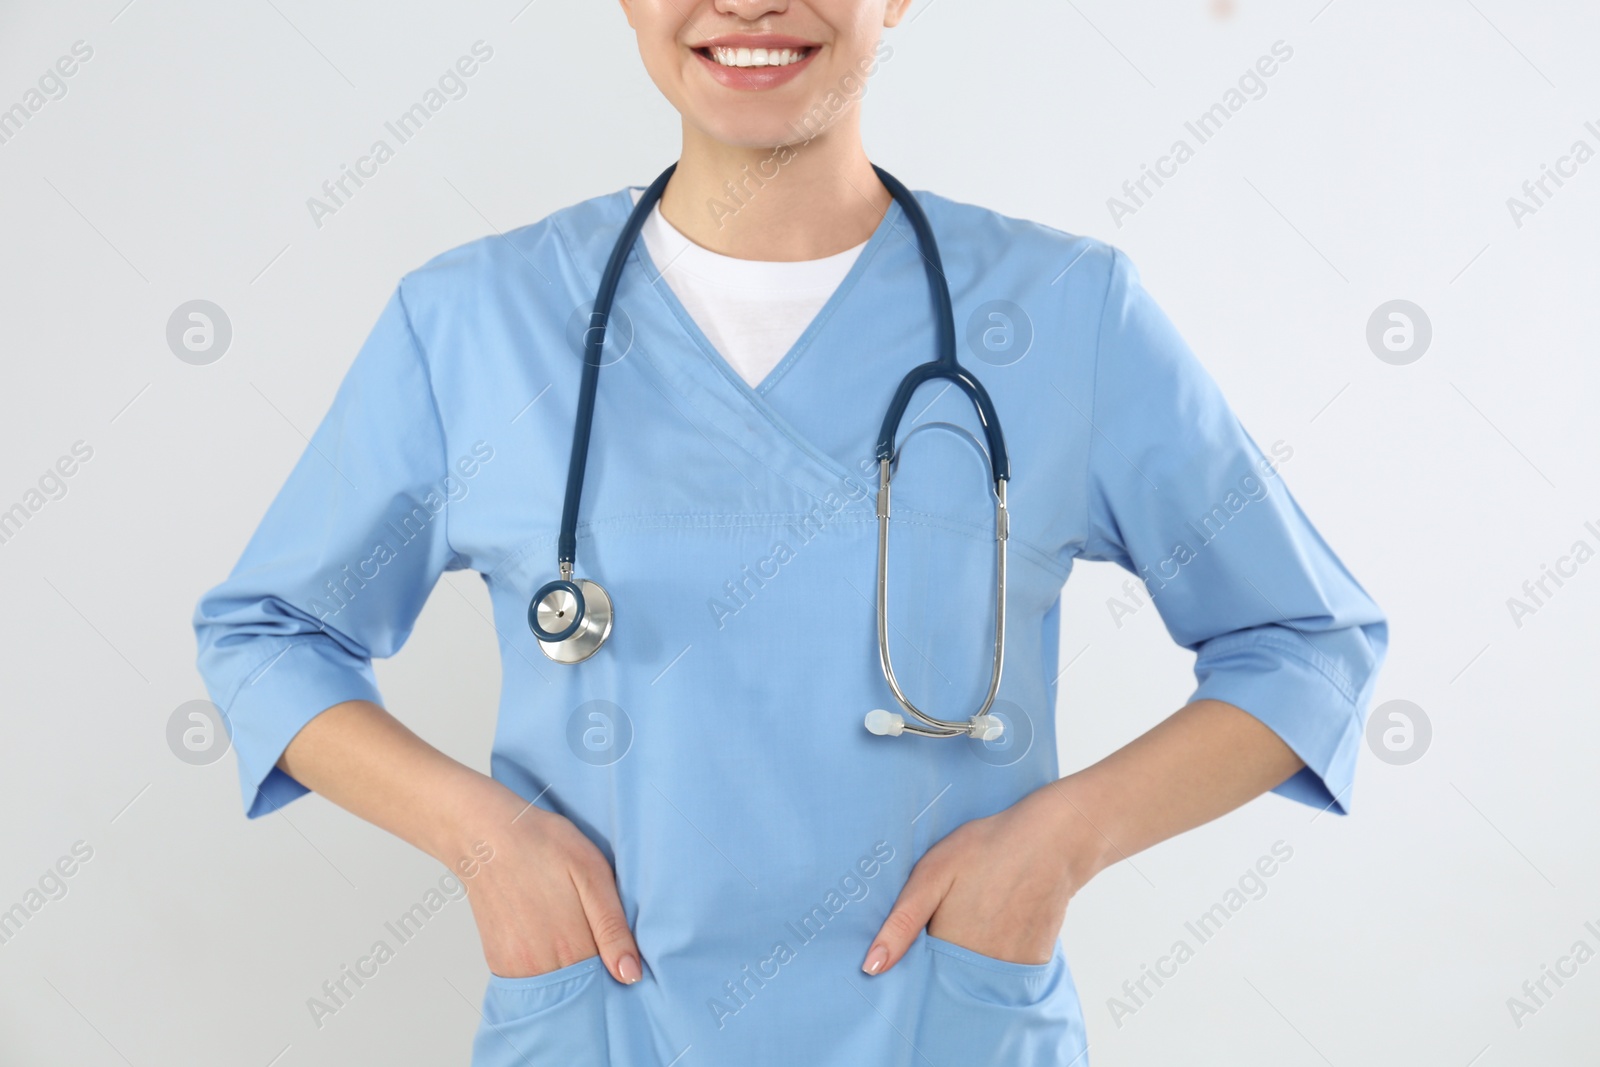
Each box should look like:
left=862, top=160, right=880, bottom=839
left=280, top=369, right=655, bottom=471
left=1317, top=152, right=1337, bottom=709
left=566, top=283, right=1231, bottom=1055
left=216, top=640, right=301, bottom=725
left=395, top=278, right=464, bottom=570
left=1081, top=247, right=1119, bottom=561
left=483, top=506, right=1070, bottom=583
left=925, top=936, right=1054, bottom=977
left=486, top=957, right=602, bottom=991
left=1198, top=627, right=1359, bottom=707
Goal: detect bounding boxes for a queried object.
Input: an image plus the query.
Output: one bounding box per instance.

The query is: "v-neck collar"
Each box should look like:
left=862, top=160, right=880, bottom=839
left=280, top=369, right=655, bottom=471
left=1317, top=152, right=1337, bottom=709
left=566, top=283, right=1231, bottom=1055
left=630, top=190, right=905, bottom=398
left=619, top=187, right=908, bottom=497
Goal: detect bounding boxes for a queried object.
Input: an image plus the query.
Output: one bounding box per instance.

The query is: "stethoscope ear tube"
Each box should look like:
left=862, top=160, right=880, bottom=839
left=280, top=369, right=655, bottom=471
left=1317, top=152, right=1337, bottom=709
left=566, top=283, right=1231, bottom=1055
left=864, top=166, right=1011, bottom=740
left=871, top=456, right=1009, bottom=740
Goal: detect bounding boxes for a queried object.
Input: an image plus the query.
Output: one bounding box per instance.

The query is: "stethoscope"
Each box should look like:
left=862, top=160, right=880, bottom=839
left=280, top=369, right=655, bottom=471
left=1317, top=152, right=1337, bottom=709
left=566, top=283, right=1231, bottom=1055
left=528, top=163, right=1010, bottom=742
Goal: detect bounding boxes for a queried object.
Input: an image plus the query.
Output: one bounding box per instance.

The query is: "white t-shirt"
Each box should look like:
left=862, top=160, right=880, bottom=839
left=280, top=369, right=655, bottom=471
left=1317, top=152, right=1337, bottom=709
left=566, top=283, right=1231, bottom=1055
left=632, top=188, right=867, bottom=389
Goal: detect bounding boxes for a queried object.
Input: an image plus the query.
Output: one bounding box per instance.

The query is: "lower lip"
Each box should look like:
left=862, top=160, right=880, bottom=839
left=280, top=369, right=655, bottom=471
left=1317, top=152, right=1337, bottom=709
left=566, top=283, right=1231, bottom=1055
left=693, top=47, right=818, bottom=91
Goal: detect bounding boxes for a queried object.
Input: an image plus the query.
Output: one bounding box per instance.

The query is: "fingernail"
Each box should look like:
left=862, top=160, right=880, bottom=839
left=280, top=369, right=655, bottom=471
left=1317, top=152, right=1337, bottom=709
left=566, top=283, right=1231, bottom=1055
left=862, top=945, right=888, bottom=976
left=618, top=954, right=641, bottom=984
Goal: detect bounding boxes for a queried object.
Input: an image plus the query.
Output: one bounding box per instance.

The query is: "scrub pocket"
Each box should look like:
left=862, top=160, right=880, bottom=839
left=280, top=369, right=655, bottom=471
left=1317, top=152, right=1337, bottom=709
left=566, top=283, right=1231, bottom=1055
left=912, top=934, right=1087, bottom=1067
left=471, top=955, right=611, bottom=1067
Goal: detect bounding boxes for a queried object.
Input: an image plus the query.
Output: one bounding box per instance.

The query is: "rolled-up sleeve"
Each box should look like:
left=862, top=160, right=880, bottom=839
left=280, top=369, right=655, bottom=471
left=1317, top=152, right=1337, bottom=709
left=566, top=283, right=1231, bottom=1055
left=193, top=283, right=461, bottom=818
left=1081, top=249, right=1387, bottom=814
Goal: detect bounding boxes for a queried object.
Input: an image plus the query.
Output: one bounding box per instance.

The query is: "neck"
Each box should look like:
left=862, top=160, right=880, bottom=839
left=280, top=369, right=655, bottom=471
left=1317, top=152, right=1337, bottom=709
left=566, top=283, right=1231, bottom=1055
left=659, top=118, right=892, bottom=262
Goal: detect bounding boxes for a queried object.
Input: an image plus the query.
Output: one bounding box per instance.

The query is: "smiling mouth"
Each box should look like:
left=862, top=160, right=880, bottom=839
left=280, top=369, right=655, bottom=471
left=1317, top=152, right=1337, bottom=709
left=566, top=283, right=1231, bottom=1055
left=695, top=45, right=815, bottom=69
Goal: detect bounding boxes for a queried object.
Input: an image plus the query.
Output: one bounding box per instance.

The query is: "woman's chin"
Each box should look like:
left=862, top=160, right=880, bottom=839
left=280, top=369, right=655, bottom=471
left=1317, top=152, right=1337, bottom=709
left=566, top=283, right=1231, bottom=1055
left=688, top=112, right=838, bottom=153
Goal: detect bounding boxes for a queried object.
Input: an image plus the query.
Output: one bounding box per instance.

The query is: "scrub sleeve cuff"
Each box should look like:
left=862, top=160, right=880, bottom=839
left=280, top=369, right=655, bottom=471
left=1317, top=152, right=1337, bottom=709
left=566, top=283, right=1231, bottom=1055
left=1190, top=629, right=1366, bottom=815
left=217, top=638, right=384, bottom=819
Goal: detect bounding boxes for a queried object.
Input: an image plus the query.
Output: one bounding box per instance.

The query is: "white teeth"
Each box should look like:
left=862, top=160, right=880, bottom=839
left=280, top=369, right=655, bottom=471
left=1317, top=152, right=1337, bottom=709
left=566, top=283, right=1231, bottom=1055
left=707, top=45, right=808, bottom=68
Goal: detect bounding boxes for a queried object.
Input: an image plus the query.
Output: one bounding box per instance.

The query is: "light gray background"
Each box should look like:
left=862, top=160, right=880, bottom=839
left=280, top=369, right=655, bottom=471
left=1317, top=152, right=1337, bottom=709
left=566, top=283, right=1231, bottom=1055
left=2, top=0, right=1596, bottom=1064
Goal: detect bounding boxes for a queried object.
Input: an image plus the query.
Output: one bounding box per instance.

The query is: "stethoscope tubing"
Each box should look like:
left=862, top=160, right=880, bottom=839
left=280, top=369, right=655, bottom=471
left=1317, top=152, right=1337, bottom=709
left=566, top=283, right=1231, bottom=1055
left=535, top=162, right=1012, bottom=741
left=554, top=163, right=679, bottom=569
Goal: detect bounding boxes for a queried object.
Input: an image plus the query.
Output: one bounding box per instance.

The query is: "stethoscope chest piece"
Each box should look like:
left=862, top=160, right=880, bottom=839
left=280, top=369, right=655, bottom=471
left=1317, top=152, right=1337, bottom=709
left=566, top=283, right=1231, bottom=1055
left=529, top=576, right=614, bottom=664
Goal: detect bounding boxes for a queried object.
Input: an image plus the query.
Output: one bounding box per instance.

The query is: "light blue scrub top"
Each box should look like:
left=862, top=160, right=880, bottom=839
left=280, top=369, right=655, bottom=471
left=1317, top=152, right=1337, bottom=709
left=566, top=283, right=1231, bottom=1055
left=193, top=184, right=1387, bottom=1066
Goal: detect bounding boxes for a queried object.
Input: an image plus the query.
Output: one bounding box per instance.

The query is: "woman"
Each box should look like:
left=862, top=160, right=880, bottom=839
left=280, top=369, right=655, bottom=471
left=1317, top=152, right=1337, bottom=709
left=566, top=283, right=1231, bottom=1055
left=194, top=1, right=1387, bottom=1063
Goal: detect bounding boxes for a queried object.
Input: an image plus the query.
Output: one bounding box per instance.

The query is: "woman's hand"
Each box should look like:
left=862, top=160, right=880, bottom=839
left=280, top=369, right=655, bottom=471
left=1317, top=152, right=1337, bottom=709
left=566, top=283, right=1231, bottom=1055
left=272, top=700, right=645, bottom=987
left=861, top=782, right=1108, bottom=975
left=860, top=700, right=1307, bottom=976
left=444, top=776, right=643, bottom=985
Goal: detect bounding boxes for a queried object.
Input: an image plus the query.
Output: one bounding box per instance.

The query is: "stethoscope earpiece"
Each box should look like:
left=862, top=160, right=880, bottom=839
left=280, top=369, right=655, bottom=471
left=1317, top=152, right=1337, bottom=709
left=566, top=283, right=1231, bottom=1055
left=863, top=709, right=1006, bottom=741
left=864, top=709, right=905, bottom=737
